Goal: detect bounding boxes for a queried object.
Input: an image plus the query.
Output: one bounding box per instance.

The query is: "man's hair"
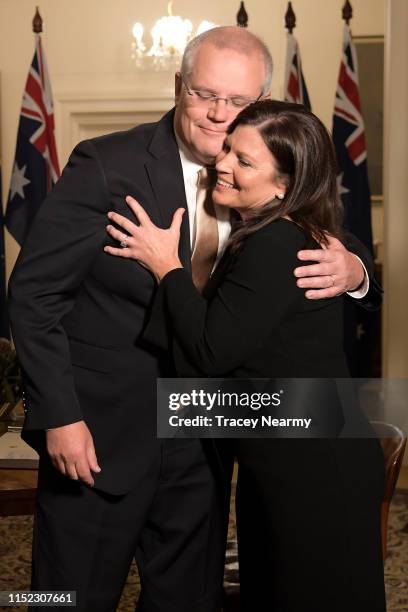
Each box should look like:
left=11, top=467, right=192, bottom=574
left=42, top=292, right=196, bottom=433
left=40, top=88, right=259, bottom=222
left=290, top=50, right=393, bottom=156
left=181, top=26, right=273, bottom=95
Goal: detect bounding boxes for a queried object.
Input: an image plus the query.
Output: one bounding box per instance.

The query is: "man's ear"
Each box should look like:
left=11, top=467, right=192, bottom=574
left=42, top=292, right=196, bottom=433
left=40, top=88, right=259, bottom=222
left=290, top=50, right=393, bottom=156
left=175, top=71, right=182, bottom=104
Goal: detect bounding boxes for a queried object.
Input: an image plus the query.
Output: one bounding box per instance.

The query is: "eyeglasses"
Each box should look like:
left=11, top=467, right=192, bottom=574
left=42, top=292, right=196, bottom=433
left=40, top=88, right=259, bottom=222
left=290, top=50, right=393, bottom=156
left=181, top=77, right=263, bottom=109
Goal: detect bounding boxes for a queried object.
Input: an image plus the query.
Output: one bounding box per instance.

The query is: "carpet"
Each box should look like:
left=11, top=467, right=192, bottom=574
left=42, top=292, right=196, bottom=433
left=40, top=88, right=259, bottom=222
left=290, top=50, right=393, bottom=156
left=0, top=492, right=407, bottom=611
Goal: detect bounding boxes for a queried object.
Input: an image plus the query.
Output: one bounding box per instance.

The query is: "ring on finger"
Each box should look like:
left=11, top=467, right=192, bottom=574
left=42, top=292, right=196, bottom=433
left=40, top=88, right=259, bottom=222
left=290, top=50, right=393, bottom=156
left=120, top=235, right=128, bottom=248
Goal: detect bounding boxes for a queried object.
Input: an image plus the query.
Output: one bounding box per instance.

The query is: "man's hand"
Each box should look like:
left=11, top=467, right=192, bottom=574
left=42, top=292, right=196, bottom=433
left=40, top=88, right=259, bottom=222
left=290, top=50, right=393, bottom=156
left=294, top=235, right=365, bottom=299
left=46, top=420, right=101, bottom=487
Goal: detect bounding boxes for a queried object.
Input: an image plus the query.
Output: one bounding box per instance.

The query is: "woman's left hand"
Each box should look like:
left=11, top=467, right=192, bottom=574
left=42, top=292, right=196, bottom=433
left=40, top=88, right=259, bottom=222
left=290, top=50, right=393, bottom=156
left=104, top=195, right=185, bottom=282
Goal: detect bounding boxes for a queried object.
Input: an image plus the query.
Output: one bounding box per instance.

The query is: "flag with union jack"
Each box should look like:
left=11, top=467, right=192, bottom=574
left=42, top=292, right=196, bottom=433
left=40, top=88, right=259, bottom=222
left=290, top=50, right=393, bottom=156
left=333, top=24, right=375, bottom=377
left=0, top=165, right=10, bottom=338
left=284, top=33, right=311, bottom=110
left=5, top=34, right=60, bottom=246
left=332, top=24, right=373, bottom=252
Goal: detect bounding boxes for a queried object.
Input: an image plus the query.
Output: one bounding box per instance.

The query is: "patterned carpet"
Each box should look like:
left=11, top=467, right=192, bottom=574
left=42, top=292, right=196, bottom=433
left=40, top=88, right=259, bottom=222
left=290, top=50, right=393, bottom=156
left=0, top=492, right=407, bottom=611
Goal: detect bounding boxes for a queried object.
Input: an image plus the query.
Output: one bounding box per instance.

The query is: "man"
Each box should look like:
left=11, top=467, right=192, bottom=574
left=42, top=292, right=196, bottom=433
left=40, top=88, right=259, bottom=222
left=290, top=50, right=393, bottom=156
left=8, top=26, right=379, bottom=611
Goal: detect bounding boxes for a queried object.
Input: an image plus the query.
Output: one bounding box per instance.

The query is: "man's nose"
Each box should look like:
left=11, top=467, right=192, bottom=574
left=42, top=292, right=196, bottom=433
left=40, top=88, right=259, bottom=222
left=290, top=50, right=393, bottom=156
left=207, top=99, right=229, bottom=123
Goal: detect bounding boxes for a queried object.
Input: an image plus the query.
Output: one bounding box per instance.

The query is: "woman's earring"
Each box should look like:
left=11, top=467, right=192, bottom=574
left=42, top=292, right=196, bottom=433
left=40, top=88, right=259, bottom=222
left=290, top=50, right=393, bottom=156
left=276, top=193, right=284, bottom=200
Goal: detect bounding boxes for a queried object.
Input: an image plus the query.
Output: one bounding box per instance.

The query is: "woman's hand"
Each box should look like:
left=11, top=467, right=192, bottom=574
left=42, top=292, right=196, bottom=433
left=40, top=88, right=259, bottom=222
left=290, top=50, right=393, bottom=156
left=104, top=196, right=185, bottom=282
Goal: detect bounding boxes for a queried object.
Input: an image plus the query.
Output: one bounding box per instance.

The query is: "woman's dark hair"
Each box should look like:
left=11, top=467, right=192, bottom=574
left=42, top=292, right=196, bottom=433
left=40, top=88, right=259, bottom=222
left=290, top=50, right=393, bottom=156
left=226, top=99, right=343, bottom=253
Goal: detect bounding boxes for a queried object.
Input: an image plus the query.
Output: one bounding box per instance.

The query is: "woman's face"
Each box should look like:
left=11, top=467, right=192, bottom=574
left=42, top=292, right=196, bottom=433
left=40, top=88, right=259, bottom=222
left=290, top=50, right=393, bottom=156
left=213, top=125, right=286, bottom=217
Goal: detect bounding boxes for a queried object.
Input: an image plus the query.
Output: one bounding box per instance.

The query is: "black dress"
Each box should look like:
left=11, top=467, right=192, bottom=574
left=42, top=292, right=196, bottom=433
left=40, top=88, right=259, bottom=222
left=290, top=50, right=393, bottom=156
left=147, top=219, right=386, bottom=612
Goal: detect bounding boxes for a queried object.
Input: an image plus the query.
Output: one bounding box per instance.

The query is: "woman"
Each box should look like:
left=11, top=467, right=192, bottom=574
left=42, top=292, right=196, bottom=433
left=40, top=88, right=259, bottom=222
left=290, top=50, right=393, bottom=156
left=105, top=101, right=386, bottom=611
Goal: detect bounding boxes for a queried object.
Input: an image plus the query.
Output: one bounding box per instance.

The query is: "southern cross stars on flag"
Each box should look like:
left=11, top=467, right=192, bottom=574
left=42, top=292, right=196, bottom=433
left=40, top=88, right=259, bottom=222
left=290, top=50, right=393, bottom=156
left=332, top=23, right=373, bottom=251
left=5, top=33, right=60, bottom=246
left=284, top=32, right=311, bottom=110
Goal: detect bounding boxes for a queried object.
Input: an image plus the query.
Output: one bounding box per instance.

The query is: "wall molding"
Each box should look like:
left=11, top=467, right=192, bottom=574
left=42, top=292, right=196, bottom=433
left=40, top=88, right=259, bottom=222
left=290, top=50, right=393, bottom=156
left=52, top=72, right=175, bottom=163
left=54, top=88, right=174, bottom=164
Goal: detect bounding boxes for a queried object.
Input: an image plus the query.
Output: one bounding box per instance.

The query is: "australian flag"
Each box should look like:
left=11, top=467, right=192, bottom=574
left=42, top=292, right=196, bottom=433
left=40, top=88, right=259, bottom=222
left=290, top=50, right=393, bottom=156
left=333, top=24, right=375, bottom=376
left=0, top=166, right=10, bottom=338
left=332, top=24, right=373, bottom=251
left=5, top=34, right=60, bottom=246
left=284, top=33, right=311, bottom=110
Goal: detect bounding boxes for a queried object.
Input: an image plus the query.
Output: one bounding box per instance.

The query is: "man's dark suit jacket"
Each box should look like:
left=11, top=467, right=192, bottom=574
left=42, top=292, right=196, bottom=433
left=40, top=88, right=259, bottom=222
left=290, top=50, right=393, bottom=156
left=8, top=109, right=381, bottom=496
left=8, top=109, right=193, bottom=495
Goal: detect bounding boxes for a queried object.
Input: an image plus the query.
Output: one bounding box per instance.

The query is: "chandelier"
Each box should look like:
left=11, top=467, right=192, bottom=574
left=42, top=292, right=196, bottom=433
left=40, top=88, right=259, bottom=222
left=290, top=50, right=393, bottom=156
left=131, top=2, right=217, bottom=70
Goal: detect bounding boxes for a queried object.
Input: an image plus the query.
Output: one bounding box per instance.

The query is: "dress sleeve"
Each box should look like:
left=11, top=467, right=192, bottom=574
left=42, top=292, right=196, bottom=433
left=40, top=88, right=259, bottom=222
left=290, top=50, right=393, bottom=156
left=156, top=230, right=303, bottom=376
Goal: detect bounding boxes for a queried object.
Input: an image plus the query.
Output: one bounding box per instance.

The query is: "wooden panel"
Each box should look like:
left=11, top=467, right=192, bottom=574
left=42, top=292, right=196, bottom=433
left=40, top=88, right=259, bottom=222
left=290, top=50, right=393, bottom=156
left=0, top=468, right=38, bottom=516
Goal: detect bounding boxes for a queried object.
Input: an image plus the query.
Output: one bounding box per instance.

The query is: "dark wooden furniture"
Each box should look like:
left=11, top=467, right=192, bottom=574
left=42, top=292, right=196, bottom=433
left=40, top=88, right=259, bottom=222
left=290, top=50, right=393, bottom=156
left=0, top=425, right=38, bottom=516
left=371, top=421, right=407, bottom=558
left=0, top=467, right=37, bottom=516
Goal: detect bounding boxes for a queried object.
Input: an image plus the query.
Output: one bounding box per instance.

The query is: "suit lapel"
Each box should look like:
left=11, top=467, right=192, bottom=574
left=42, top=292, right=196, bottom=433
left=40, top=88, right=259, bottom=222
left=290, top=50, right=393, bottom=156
left=145, top=109, right=192, bottom=273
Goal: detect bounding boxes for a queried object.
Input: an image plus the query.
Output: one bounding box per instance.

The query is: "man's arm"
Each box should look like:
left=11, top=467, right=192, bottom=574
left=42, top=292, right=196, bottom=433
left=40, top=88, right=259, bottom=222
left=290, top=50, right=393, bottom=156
left=294, top=233, right=382, bottom=310
left=8, top=140, right=109, bottom=484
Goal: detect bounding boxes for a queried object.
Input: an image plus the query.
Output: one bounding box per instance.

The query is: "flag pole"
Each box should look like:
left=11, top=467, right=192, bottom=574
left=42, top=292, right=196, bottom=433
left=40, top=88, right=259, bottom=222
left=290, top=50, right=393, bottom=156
left=342, top=0, right=353, bottom=25
left=285, top=2, right=296, bottom=34
left=236, top=2, right=248, bottom=28
left=33, top=7, right=43, bottom=33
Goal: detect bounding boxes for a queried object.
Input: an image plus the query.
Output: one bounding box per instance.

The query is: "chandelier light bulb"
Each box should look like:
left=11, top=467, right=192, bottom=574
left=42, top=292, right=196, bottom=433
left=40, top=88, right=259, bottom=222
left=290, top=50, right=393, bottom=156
left=196, top=20, right=218, bottom=36
left=150, top=16, right=193, bottom=57
left=132, top=22, right=144, bottom=48
left=130, top=3, right=217, bottom=70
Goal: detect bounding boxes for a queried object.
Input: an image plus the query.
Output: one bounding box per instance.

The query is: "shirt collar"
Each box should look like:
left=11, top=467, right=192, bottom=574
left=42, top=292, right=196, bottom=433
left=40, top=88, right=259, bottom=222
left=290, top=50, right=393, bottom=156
left=174, top=124, right=203, bottom=182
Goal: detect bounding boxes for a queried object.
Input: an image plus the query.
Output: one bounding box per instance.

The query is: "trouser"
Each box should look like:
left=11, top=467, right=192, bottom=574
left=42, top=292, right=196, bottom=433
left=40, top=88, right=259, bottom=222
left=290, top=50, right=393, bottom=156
left=235, top=437, right=386, bottom=612
left=30, top=439, right=226, bottom=612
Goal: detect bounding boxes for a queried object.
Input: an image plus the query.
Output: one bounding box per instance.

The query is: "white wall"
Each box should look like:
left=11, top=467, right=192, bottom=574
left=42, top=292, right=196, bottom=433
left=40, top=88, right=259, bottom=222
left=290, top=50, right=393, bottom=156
left=0, top=0, right=385, bottom=279
left=383, top=0, right=408, bottom=379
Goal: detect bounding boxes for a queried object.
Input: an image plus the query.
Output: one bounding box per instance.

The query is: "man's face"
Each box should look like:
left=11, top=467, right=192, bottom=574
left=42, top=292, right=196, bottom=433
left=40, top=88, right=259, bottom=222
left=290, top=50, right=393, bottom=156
left=174, top=43, right=266, bottom=165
